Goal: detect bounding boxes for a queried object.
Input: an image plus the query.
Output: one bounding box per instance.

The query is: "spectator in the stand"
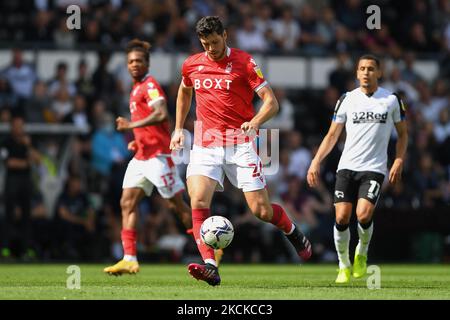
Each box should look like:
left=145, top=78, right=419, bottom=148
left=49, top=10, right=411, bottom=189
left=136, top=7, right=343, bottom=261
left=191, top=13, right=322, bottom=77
left=91, top=112, right=130, bottom=177
left=433, top=108, right=450, bottom=144
left=103, top=162, right=128, bottom=260
left=300, top=178, right=334, bottom=260
left=30, top=190, right=54, bottom=260
left=404, top=22, right=438, bottom=52
left=444, top=21, right=450, bottom=51
left=63, top=94, right=89, bottom=131
left=0, top=115, right=41, bottom=259
left=155, top=33, right=175, bottom=53
left=48, top=62, right=77, bottom=98
left=329, top=24, right=354, bottom=54
left=79, top=18, right=102, bottom=44
left=25, top=80, right=51, bottom=123
left=400, top=51, right=422, bottom=85
left=236, top=15, right=268, bottom=53
left=254, top=4, right=274, bottom=35
left=92, top=51, right=116, bottom=101
left=271, top=5, right=301, bottom=52
left=434, top=105, right=450, bottom=168
left=0, top=77, right=17, bottom=120
left=415, top=80, right=435, bottom=120
left=2, top=49, right=37, bottom=111
left=75, top=60, right=95, bottom=102
left=138, top=195, right=189, bottom=261
left=287, top=131, right=312, bottom=180
left=259, top=88, right=294, bottom=131
left=429, top=79, right=449, bottom=123
left=380, top=181, right=418, bottom=210
left=298, top=4, right=326, bottom=55
left=90, top=98, right=107, bottom=129
left=413, top=153, right=445, bottom=208
left=53, top=17, right=77, bottom=49
left=113, top=58, right=133, bottom=116
left=265, top=147, right=291, bottom=197
left=281, top=176, right=319, bottom=236
left=106, top=8, right=132, bottom=45
left=27, top=10, right=52, bottom=43
left=382, top=67, right=419, bottom=104
left=172, top=18, right=194, bottom=52
left=316, top=6, right=339, bottom=51
left=55, top=174, right=97, bottom=260
left=361, top=24, right=402, bottom=59
left=315, top=86, right=339, bottom=134
left=336, top=0, right=366, bottom=32
left=416, top=79, right=449, bottom=125
left=328, top=51, right=354, bottom=95
left=50, top=87, right=73, bottom=122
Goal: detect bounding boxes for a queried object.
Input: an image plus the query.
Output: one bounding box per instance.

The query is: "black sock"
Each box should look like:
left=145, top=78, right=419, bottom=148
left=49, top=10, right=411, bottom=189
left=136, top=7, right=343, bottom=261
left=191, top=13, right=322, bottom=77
left=358, top=220, right=373, bottom=230
left=335, top=222, right=349, bottom=231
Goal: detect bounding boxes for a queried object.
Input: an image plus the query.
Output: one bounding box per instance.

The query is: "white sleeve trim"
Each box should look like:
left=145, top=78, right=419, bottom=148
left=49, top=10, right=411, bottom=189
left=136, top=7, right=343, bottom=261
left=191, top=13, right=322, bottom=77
left=147, top=96, right=165, bottom=107
left=254, top=81, right=268, bottom=92
left=182, top=79, right=193, bottom=88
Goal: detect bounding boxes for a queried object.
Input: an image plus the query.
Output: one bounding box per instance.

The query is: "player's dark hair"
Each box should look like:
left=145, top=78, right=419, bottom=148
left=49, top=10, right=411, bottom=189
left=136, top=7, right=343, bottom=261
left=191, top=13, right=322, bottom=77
left=357, top=54, right=381, bottom=69
left=195, top=16, right=225, bottom=38
left=126, top=39, right=151, bottom=64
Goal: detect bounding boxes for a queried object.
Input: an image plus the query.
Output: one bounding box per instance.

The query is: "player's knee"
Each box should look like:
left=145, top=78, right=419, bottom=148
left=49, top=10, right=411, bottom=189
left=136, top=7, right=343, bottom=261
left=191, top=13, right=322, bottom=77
left=190, top=196, right=209, bottom=209
left=356, top=211, right=372, bottom=224
left=166, top=199, right=178, bottom=211
left=251, top=203, right=272, bottom=221
left=335, top=215, right=351, bottom=225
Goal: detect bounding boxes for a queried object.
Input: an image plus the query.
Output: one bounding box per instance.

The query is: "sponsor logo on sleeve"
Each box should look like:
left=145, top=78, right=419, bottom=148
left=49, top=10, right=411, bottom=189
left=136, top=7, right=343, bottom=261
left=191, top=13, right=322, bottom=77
left=335, top=191, right=344, bottom=198
left=254, top=66, right=264, bottom=79
left=148, top=89, right=160, bottom=100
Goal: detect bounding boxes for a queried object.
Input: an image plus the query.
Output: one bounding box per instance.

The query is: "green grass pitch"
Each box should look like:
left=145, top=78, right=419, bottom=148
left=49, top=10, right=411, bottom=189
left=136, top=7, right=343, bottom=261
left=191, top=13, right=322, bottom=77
left=0, top=264, right=448, bottom=300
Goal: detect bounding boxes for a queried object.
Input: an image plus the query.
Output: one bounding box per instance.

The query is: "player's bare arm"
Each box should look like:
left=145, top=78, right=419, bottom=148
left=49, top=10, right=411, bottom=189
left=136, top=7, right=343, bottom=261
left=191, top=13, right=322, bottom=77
left=116, top=99, right=168, bottom=132
left=127, top=140, right=137, bottom=152
left=6, top=157, right=29, bottom=169
left=307, top=121, right=345, bottom=188
left=389, top=121, right=408, bottom=184
left=241, top=86, right=279, bottom=133
left=170, top=83, right=193, bottom=150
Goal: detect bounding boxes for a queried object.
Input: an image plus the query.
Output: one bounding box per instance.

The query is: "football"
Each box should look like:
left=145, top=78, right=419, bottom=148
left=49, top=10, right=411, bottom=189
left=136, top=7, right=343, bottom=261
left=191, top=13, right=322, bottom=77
left=200, top=216, right=234, bottom=249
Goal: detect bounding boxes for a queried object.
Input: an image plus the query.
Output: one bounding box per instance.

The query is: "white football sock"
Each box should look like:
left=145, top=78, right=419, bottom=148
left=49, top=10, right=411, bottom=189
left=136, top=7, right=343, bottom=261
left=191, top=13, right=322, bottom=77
left=205, top=259, right=217, bottom=267
left=285, top=223, right=295, bottom=235
left=334, top=225, right=351, bottom=269
left=356, top=222, right=373, bottom=256
left=123, top=255, right=137, bottom=262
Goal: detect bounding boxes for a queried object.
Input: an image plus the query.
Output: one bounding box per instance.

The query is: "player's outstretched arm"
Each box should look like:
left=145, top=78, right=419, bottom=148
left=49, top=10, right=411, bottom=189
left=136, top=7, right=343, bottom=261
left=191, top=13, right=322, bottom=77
left=389, top=121, right=408, bottom=184
left=241, top=86, right=279, bottom=133
left=307, top=121, right=344, bottom=188
left=170, top=83, right=193, bottom=150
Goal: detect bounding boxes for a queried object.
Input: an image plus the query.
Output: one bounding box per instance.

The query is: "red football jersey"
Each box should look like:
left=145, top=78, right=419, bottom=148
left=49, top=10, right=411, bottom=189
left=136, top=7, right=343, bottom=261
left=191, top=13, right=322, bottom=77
left=182, top=47, right=267, bottom=147
left=129, top=74, right=171, bottom=160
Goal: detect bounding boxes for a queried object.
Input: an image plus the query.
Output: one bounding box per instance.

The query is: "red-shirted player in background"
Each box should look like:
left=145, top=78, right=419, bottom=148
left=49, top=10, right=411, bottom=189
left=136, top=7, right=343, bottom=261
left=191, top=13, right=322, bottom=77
left=170, top=16, right=312, bottom=286
left=104, top=39, right=193, bottom=275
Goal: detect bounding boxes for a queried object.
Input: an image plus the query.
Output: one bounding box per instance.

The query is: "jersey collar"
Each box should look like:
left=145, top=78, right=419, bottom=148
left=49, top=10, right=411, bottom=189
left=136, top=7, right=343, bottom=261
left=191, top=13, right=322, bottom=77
left=140, top=73, right=151, bottom=83
left=133, top=73, right=150, bottom=87
left=360, top=87, right=379, bottom=98
left=204, top=47, right=231, bottom=61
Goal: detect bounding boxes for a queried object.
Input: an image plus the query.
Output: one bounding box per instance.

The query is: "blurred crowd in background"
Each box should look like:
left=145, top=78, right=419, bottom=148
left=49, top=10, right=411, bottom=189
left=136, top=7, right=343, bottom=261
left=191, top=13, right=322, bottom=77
left=0, top=0, right=449, bottom=263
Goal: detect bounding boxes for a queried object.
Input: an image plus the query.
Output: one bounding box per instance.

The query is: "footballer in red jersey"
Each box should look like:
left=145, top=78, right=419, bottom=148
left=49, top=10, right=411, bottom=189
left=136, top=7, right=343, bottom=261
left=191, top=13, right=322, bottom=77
left=170, top=16, right=312, bottom=286
left=104, top=39, right=193, bottom=275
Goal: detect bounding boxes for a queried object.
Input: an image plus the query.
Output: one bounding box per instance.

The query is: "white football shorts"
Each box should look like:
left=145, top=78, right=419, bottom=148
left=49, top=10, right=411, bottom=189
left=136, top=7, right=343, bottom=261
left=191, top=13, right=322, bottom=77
left=186, top=142, right=266, bottom=192
left=122, top=155, right=185, bottom=198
